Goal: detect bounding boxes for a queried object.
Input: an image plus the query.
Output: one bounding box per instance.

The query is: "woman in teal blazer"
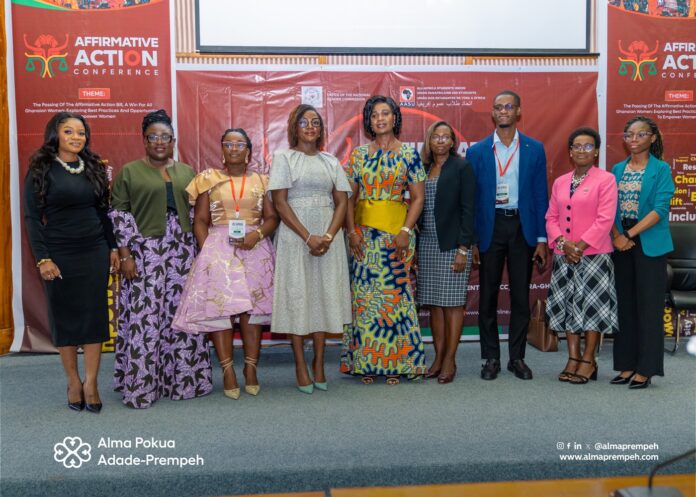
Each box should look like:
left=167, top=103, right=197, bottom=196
left=610, top=116, right=675, bottom=389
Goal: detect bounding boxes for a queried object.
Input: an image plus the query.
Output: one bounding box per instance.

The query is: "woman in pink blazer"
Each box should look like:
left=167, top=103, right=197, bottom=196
left=545, top=127, right=618, bottom=384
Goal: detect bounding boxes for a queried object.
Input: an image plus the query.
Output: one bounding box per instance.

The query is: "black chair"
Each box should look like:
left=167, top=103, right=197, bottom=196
left=665, top=223, right=696, bottom=354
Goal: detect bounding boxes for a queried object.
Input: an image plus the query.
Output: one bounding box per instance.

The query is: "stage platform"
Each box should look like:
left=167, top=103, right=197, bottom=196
left=1, top=341, right=694, bottom=497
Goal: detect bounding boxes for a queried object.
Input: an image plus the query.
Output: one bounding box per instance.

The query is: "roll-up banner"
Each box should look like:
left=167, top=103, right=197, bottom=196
left=606, top=2, right=696, bottom=340
left=10, top=0, right=173, bottom=351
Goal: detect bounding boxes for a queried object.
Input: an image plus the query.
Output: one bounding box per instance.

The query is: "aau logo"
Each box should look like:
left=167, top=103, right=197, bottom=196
left=617, top=40, right=659, bottom=81
left=54, top=436, right=91, bottom=469
left=24, top=34, right=70, bottom=78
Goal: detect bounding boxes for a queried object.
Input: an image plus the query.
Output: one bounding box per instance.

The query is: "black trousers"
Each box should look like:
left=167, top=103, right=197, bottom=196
left=612, top=238, right=667, bottom=377
left=478, top=213, right=534, bottom=361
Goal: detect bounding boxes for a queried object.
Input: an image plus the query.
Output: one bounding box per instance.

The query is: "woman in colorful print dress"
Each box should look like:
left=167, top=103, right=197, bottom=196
left=341, top=95, right=427, bottom=385
left=110, top=109, right=213, bottom=408
left=173, top=128, right=278, bottom=399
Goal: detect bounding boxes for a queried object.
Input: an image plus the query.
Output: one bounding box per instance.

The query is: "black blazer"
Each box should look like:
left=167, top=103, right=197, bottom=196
left=422, top=155, right=475, bottom=251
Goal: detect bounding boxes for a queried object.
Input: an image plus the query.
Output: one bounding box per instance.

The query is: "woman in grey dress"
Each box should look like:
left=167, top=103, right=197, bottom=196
left=417, top=121, right=475, bottom=384
left=269, top=104, right=352, bottom=394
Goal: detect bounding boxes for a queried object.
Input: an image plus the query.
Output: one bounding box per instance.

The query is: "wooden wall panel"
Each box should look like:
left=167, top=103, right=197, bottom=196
left=0, top=1, right=15, bottom=355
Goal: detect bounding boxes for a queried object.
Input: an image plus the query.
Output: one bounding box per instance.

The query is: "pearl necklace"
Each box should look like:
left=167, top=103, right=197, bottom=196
left=571, top=171, right=588, bottom=188
left=56, top=156, right=85, bottom=175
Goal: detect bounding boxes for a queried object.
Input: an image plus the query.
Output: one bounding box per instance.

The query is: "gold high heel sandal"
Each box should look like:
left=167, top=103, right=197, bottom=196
left=220, top=357, right=240, bottom=400
left=244, top=356, right=260, bottom=396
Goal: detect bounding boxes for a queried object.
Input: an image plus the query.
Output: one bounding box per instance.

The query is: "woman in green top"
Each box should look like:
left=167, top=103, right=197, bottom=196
left=110, top=109, right=213, bottom=409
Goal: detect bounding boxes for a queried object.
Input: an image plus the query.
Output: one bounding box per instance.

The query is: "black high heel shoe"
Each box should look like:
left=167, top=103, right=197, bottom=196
left=569, top=359, right=597, bottom=385
left=85, top=402, right=103, bottom=413
left=628, top=377, right=651, bottom=390
left=67, top=387, right=85, bottom=412
left=559, top=357, right=581, bottom=382
left=610, top=372, right=634, bottom=385
left=83, top=382, right=103, bottom=413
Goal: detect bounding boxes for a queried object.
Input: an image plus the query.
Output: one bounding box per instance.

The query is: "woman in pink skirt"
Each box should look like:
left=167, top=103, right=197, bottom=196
left=173, top=128, right=279, bottom=399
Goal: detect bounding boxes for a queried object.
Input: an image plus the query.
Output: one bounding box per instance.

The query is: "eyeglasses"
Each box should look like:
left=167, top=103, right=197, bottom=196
left=222, top=141, right=248, bottom=151
left=146, top=134, right=173, bottom=143
left=298, top=118, right=321, bottom=128
left=623, top=131, right=653, bottom=141
left=493, top=103, right=517, bottom=112
left=147, top=135, right=174, bottom=143
left=570, top=143, right=596, bottom=152
left=431, top=134, right=452, bottom=143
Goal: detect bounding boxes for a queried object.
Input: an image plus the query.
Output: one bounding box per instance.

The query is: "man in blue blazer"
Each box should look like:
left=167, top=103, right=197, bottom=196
left=466, top=90, right=549, bottom=380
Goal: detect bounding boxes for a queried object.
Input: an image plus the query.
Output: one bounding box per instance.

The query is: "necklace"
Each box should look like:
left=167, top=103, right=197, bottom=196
left=56, top=156, right=85, bottom=175
left=570, top=171, right=588, bottom=197
left=627, top=160, right=646, bottom=172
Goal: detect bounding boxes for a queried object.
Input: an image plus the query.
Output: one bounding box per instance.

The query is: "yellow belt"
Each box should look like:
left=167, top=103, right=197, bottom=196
left=355, top=199, right=407, bottom=235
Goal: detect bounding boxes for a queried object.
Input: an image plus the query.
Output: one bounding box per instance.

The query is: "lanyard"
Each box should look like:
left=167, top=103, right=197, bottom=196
left=493, top=140, right=520, bottom=178
left=229, top=173, right=246, bottom=219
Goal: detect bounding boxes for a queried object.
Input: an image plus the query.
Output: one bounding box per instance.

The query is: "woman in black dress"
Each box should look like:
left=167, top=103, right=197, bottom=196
left=24, top=112, right=119, bottom=413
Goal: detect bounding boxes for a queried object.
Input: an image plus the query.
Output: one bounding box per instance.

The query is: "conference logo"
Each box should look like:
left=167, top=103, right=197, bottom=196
left=617, top=40, right=658, bottom=81
left=400, top=86, right=416, bottom=107
left=54, top=436, right=92, bottom=469
left=23, top=34, right=70, bottom=79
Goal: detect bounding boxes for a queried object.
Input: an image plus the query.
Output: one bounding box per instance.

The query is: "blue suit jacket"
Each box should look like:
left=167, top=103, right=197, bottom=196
left=611, top=154, right=674, bottom=257
left=465, top=132, right=549, bottom=252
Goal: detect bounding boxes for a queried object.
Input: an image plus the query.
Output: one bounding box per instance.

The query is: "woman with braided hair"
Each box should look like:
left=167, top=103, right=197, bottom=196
left=610, top=115, right=674, bottom=390
left=110, top=109, right=213, bottom=408
left=24, top=112, right=119, bottom=413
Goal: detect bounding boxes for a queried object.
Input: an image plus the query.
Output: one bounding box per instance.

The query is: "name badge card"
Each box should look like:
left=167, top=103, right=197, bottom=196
left=228, top=219, right=246, bottom=244
left=496, top=182, right=510, bottom=205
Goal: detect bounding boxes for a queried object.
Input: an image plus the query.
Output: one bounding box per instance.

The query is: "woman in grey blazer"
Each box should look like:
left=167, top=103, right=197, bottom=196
left=417, top=121, right=475, bottom=383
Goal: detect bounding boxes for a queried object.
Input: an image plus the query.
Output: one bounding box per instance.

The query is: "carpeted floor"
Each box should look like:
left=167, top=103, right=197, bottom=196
left=1, top=341, right=694, bottom=497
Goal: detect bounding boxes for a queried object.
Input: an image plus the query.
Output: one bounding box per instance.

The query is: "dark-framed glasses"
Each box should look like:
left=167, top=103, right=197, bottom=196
left=146, top=134, right=173, bottom=143
left=623, top=131, right=653, bottom=141
left=571, top=143, right=596, bottom=152
left=493, top=103, right=517, bottom=112
left=222, top=141, right=248, bottom=151
left=431, top=134, right=452, bottom=143
left=298, top=118, right=321, bottom=128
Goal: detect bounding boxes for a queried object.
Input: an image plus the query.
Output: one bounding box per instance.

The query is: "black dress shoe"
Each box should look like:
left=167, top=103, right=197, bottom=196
left=610, top=373, right=634, bottom=385
left=628, top=377, right=651, bottom=390
left=67, top=387, right=85, bottom=412
left=85, top=402, right=103, bottom=413
left=480, top=359, right=501, bottom=380
left=507, top=359, right=533, bottom=380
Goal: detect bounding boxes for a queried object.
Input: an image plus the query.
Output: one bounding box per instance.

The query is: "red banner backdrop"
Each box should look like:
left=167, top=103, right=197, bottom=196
left=12, top=0, right=172, bottom=351
left=606, top=4, right=696, bottom=339
left=176, top=69, right=599, bottom=336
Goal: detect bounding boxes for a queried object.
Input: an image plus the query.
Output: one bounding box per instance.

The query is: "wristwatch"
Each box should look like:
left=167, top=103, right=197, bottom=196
left=457, top=247, right=469, bottom=257
left=400, top=226, right=411, bottom=234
